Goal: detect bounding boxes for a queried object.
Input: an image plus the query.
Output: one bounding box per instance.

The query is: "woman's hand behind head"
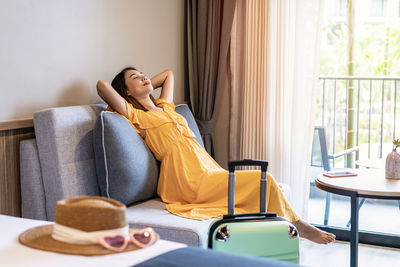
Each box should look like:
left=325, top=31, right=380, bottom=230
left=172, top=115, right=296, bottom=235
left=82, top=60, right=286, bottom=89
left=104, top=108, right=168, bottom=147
left=96, top=79, right=127, bottom=117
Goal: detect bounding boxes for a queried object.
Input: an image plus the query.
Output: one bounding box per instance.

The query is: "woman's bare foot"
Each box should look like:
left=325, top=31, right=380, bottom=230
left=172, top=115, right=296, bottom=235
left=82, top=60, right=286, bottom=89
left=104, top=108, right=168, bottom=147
left=292, top=219, right=335, bottom=244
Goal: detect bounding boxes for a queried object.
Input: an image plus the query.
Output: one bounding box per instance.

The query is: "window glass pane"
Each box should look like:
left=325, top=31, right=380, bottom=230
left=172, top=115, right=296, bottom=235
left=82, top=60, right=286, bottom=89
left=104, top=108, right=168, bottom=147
left=335, top=0, right=347, bottom=16
left=371, top=0, right=385, bottom=17
left=312, top=0, right=400, bottom=244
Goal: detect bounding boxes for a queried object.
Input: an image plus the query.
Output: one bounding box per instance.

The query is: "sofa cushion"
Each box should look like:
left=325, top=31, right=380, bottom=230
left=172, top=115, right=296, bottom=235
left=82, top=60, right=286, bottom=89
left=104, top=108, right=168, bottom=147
left=93, top=104, right=205, bottom=206
left=175, top=104, right=205, bottom=148
left=126, top=199, right=213, bottom=247
left=93, top=111, right=159, bottom=205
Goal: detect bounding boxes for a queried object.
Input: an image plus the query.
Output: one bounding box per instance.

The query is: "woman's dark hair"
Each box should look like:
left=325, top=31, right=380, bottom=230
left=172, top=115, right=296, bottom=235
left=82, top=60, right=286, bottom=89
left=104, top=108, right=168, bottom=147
left=111, top=66, right=156, bottom=111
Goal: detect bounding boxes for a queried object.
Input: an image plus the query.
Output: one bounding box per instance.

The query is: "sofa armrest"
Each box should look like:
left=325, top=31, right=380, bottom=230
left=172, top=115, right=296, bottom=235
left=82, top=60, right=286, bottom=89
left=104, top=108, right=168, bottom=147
left=33, top=104, right=104, bottom=220
left=20, top=139, right=47, bottom=220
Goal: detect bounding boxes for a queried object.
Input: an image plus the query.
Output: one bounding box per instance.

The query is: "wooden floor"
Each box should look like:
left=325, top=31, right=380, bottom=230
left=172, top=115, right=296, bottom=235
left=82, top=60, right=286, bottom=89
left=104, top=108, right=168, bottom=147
left=300, top=239, right=400, bottom=267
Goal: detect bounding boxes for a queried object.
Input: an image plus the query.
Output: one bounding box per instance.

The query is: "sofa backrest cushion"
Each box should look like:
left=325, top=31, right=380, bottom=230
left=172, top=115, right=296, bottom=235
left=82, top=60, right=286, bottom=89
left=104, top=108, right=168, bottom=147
left=93, top=111, right=159, bottom=205
left=33, top=104, right=105, bottom=220
left=175, top=104, right=205, bottom=148
left=93, top=104, right=205, bottom=206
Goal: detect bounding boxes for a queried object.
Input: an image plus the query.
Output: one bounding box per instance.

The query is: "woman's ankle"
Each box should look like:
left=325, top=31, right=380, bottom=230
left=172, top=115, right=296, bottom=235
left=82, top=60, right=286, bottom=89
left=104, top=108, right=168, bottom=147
left=291, top=219, right=335, bottom=244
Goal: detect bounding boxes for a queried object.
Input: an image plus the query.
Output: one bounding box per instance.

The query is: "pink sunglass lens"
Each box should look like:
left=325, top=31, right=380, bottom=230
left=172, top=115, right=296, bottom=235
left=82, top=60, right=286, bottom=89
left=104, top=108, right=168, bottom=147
left=133, top=231, right=152, bottom=245
left=104, top=236, right=125, bottom=248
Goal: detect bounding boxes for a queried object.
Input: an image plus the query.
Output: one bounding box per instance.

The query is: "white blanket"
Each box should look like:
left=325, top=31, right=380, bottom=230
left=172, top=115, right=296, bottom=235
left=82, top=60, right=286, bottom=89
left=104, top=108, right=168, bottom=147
left=0, top=215, right=186, bottom=267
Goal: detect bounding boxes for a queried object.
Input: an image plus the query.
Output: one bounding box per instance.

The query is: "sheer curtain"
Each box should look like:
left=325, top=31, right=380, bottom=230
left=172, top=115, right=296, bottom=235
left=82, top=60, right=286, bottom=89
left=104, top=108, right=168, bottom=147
left=229, top=0, right=323, bottom=217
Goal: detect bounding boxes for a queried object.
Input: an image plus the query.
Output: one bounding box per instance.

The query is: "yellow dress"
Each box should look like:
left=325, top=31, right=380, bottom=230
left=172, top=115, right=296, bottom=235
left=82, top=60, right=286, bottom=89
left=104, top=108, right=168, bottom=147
left=122, top=98, right=299, bottom=222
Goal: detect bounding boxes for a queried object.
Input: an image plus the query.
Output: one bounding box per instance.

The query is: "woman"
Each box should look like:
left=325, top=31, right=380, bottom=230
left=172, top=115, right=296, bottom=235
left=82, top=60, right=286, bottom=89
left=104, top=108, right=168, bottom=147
left=97, top=67, right=335, bottom=244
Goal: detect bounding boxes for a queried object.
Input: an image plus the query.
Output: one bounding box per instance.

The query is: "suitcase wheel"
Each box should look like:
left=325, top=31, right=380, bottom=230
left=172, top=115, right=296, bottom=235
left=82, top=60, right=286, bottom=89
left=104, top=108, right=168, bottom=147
left=215, top=225, right=230, bottom=242
left=288, top=224, right=298, bottom=238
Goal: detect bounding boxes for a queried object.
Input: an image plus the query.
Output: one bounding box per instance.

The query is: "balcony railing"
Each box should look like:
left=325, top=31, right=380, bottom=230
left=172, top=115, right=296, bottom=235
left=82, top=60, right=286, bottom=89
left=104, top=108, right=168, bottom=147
left=316, top=75, right=400, bottom=167
left=311, top=76, right=400, bottom=248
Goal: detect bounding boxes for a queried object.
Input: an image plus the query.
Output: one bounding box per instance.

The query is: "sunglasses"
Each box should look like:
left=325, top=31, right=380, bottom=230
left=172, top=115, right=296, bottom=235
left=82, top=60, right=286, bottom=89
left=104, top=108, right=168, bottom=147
left=97, top=227, right=156, bottom=251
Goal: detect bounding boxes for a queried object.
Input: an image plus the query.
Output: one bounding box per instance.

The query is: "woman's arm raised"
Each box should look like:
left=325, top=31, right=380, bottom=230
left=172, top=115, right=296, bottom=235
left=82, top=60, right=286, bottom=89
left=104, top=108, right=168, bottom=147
left=96, top=80, right=127, bottom=117
left=150, top=69, right=174, bottom=103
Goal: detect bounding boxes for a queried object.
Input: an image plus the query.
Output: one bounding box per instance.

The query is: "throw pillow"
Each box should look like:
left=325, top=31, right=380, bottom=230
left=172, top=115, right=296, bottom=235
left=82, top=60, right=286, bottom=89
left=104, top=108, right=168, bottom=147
left=93, top=111, right=159, bottom=205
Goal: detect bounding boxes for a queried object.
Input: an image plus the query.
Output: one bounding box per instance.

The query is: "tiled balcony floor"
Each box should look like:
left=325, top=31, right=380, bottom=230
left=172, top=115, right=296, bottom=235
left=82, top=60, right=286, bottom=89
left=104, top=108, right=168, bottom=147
left=308, top=187, right=400, bottom=235
left=304, top=188, right=400, bottom=266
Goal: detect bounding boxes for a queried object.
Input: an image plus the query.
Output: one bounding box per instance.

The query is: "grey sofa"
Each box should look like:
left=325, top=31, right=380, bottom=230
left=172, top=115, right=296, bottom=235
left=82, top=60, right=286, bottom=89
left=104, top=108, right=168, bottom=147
left=20, top=103, right=213, bottom=247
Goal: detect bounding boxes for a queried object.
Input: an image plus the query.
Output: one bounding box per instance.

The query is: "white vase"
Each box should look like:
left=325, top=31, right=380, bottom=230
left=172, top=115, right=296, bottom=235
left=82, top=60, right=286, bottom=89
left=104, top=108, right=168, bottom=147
left=385, top=148, right=400, bottom=179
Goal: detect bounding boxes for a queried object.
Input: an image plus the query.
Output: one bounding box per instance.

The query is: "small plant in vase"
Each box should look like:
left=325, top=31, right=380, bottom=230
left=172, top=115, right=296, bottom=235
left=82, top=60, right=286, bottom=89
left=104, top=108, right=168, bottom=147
left=394, top=139, right=400, bottom=149
left=385, top=139, right=400, bottom=179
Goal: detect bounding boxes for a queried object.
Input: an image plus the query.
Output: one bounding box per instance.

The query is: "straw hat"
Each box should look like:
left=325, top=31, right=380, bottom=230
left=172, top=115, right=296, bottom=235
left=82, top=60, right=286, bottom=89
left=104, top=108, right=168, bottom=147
left=19, top=196, right=158, bottom=255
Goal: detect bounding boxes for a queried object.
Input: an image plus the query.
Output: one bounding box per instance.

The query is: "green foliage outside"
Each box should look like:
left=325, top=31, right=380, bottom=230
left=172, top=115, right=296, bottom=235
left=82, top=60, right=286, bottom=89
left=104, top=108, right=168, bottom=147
left=320, top=22, right=400, bottom=76
left=317, top=19, right=400, bottom=164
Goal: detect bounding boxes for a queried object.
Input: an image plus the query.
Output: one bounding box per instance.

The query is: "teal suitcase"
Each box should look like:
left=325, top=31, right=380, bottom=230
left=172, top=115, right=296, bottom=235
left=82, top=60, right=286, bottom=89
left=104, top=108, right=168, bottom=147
left=208, top=160, right=300, bottom=264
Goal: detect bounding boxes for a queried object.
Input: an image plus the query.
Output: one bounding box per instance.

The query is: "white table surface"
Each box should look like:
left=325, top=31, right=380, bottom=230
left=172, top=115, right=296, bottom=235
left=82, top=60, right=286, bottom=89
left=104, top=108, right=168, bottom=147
left=0, top=215, right=186, bottom=267
left=316, top=168, right=400, bottom=197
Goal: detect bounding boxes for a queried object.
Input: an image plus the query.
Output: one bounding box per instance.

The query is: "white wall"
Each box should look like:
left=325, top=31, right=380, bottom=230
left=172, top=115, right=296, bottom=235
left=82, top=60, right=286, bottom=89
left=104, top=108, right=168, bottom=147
left=0, top=0, right=184, bottom=121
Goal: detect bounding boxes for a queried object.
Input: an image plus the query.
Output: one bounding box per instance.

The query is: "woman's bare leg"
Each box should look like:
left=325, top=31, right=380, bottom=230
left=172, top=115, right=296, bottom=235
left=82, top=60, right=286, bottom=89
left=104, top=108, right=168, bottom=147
left=292, top=219, right=336, bottom=244
left=263, top=174, right=335, bottom=244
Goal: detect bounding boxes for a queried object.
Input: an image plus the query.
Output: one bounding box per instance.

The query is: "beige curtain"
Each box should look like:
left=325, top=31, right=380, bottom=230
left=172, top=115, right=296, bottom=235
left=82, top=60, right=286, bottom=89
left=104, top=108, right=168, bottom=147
left=229, top=0, right=246, bottom=161
left=186, top=0, right=237, bottom=158
left=229, top=0, right=323, bottom=217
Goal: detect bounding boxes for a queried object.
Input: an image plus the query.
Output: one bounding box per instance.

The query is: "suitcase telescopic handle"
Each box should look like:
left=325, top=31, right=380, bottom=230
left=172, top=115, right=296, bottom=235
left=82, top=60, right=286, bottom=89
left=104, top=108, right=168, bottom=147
left=227, top=159, right=269, bottom=215
left=228, top=159, right=268, bottom=173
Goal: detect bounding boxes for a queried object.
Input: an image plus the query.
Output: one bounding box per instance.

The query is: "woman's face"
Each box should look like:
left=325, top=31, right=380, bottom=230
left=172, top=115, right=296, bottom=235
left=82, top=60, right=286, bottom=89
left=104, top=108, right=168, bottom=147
left=124, top=69, right=153, bottom=98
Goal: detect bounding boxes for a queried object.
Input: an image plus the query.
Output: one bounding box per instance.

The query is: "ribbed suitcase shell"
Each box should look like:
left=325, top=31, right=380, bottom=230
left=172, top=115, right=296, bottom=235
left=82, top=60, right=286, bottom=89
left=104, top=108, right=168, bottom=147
left=208, top=160, right=300, bottom=264
left=209, top=218, right=299, bottom=263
